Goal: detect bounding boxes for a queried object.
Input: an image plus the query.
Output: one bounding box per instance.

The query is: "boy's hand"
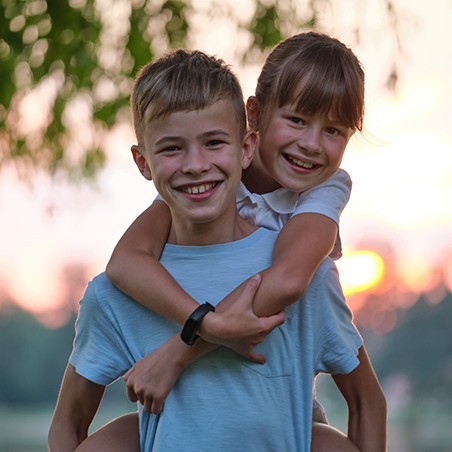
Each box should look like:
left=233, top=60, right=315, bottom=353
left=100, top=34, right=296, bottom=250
left=199, top=274, right=285, bottom=361
left=123, top=336, right=189, bottom=414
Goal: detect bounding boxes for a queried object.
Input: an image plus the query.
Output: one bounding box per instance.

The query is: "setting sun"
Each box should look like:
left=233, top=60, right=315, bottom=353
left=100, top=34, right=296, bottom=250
left=337, top=250, right=385, bottom=296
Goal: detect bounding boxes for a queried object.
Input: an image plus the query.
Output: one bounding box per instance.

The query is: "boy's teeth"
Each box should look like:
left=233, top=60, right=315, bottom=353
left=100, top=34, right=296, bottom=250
left=183, top=183, right=215, bottom=194
left=289, top=156, right=314, bottom=169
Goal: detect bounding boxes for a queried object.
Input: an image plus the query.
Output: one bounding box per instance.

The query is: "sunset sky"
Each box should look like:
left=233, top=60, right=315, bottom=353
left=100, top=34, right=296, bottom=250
left=1, top=0, right=451, bottom=319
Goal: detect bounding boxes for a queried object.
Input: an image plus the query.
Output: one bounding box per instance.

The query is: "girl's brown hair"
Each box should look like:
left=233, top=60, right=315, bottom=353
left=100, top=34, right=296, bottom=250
left=255, top=32, right=365, bottom=131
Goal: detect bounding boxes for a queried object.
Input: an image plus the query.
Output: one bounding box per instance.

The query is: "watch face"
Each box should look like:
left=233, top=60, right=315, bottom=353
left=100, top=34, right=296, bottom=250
left=181, top=318, right=198, bottom=345
left=181, top=303, right=215, bottom=345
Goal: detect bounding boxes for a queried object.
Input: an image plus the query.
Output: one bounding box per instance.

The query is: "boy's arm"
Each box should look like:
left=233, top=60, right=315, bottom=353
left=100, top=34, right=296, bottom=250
left=332, top=346, right=388, bottom=452
left=48, top=364, right=105, bottom=452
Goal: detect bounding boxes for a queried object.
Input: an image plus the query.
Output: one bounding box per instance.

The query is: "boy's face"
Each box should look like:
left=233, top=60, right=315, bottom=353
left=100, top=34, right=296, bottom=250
left=248, top=98, right=355, bottom=193
left=135, top=99, right=254, bottom=237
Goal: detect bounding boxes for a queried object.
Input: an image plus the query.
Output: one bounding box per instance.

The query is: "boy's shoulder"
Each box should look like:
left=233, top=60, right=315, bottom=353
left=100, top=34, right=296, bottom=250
left=83, top=272, right=131, bottom=311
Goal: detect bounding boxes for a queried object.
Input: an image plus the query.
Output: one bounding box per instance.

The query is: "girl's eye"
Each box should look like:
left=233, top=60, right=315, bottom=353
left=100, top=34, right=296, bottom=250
left=326, top=127, right=342, bottom=136
left=288, top=116, right=305, bottom=125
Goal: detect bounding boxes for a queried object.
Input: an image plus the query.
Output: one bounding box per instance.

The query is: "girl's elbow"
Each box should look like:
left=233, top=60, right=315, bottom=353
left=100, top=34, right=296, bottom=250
left=282, top=275, right=309, bottom=302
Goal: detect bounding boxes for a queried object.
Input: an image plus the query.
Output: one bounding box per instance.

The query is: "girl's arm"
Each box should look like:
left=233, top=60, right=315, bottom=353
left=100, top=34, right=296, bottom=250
left=107, top=201, right=337, bottom=339
left=107, top=200, right=288, bottom=345
left=249, top=212, right=338, bottom=317
left=106, top=200, right=199, bottom=325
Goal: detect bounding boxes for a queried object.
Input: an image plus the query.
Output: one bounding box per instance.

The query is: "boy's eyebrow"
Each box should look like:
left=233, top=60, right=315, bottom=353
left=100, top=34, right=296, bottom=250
left=154, top=136, right=181, bottom=146
left=202, top=129, right=231, bottom=138
left=154, top=129, right=231, bottom=146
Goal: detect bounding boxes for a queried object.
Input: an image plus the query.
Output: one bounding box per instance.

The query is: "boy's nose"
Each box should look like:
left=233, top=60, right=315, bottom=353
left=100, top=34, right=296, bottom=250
left=181, top=147, right=211, bottom=174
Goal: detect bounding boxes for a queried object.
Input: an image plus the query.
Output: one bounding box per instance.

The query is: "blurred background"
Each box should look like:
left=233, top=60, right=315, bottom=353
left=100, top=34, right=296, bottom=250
left=1, top=0, right=451, bottom=451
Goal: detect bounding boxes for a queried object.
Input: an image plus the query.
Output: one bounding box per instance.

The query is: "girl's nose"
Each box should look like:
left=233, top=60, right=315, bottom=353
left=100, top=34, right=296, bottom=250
left=297, top=128, right=322, bottom=154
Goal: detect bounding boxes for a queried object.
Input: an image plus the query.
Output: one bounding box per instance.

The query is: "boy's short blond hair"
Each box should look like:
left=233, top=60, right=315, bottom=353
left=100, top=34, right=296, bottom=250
left=131, top=50, right=247, bottom=145
left=255, top=32, right=365, bottom=132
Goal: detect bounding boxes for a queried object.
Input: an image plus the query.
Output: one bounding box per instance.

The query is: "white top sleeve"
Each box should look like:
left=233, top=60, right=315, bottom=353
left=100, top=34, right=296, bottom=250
left=290, top=169, right=352, bottom=225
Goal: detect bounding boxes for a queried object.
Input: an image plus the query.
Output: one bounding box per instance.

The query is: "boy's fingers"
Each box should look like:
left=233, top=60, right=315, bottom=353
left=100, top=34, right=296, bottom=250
left=270, top=311, right=285, bottom=328
left=244, top=273, right=261, bottom=296
left=151, top=400, right=164, bottom=414
left=126, top=384, right=138, bottom=402
left=247, top=350, right=267, bottom=364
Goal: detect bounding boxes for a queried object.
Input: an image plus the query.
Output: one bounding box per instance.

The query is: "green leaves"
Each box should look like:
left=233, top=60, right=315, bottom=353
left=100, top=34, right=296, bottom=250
left=0, top=0, right=402, bottom=181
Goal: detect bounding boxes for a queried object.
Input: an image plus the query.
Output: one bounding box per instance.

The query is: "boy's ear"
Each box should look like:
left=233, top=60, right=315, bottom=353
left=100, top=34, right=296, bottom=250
left=246, top=96, right=260, bottom=131
left=131, top=145, right=152, bottom=180
left=241, top=130, right=257, bottom=170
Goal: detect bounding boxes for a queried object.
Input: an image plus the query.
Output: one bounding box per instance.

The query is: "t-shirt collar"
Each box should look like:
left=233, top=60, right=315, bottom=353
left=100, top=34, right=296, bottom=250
left=236, top=182, right=299, bottom=214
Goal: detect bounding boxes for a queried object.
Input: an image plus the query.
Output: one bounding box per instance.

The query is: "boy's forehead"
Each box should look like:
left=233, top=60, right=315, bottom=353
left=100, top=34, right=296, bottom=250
left=143, top=98, right=243, bottom=144
left=147, top=99, right=241, bottom=131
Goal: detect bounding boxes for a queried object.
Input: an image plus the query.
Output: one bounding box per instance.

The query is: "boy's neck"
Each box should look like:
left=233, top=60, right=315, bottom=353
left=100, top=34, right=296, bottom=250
left=167, top=211, right=256, bottom=246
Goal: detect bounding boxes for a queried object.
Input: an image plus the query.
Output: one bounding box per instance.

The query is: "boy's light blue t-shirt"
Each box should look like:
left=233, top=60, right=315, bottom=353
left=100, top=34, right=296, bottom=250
left=70, top=228, right=362, bottom=452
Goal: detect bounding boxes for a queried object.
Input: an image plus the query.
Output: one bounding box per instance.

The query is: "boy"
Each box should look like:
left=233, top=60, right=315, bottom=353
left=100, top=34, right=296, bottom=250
left=49, top=49, right=386, bottom=451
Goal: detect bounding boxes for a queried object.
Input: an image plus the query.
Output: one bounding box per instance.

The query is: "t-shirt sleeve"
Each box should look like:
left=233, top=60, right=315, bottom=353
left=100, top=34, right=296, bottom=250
left=69, top=279, right=133, bottom=386
left=291, top=169, right=352, bottom=225
left=313, top=260, right=363, bottom=376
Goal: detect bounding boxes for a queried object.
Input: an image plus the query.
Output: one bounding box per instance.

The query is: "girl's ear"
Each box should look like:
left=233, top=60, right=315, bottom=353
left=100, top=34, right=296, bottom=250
left=246, top=96, right=260, bottom=131
left=241, top=130, right=257, bottom=170
left=131, top=145, right=152, bottom=180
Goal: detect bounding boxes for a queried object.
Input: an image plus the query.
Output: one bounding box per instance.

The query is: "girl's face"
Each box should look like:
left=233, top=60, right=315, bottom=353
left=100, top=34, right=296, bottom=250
left=247, top=98, right=355, bottom=194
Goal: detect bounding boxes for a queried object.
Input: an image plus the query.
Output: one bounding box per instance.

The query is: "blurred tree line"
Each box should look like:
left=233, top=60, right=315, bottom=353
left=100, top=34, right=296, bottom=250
left=1, top=0, right=402, bottom=181
left=1, top=289, right=451, bottom=407
left=0, top=306, right=75, bottom=405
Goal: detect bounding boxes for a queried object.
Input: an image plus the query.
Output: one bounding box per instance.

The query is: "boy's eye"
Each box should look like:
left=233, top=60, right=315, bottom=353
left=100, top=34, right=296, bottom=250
left=206, top=139, right=225, bottom=147
left=158, top=145, right=180, bottom=153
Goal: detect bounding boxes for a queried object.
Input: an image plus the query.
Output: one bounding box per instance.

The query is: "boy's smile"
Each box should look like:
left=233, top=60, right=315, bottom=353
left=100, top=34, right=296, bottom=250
left=136, top=99, right=254, bottom=244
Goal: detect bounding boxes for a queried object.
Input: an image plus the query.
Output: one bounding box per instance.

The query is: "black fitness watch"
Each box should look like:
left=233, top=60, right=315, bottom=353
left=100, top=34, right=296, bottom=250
left=180, top=302, right=215, bottom=345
